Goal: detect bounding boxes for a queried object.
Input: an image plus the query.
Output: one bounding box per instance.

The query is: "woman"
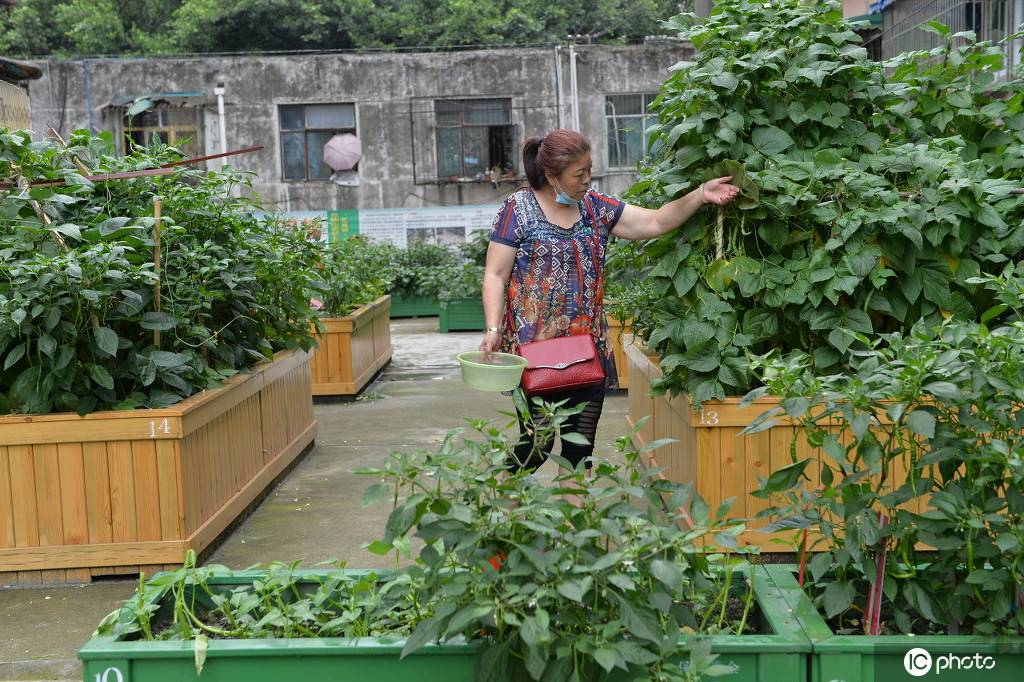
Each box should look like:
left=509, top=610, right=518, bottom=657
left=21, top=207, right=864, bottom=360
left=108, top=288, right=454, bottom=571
left=481, top=128, right=739, bottom=471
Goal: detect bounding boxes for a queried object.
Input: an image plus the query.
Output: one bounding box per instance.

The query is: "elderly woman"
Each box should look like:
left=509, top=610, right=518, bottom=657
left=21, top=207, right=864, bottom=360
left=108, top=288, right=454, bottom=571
left=482, top=128, right=739, bottom=472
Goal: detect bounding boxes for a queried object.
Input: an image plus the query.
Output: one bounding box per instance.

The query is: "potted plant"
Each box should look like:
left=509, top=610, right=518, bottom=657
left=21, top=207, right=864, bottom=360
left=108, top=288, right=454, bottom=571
left=616, top=1, right=1024, bottom=544
left=0, top=129, right=321, bottom=585
left=309, top=235, right=393, bottom=396
left=79, top=402, right=818, bottom=682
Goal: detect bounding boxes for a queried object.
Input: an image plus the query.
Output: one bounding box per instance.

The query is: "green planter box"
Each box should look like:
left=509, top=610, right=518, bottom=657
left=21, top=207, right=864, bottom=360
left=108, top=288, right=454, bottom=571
left=79, top=566, right=813, bottom=682
left=439, top=298, right=485, bottom=333
left=763, top=565, right=1024, bottom=682
left=389, top=295, right=441, bottom=318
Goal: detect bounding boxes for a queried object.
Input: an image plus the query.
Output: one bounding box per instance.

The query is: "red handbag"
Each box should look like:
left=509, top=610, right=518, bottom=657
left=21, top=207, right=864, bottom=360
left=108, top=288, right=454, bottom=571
left=517, top=334, right=606, bottom=395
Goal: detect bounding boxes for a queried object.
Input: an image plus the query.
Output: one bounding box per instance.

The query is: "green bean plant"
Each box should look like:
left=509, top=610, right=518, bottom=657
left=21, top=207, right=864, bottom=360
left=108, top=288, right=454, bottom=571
left=618, top=0, right=1024, bottom=405
left=743, top=276, right=1024, bottom=634
left=0, top=128, right=324, bottom=413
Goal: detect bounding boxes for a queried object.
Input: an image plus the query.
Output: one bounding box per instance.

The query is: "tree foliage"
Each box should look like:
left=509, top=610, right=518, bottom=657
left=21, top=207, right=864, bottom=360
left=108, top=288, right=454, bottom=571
left=0, top=0, right=688, bottom=57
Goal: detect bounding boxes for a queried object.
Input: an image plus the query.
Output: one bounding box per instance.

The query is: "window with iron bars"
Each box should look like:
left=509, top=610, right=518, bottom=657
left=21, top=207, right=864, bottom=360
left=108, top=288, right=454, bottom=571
left=605, top=93, right=659, bottom=168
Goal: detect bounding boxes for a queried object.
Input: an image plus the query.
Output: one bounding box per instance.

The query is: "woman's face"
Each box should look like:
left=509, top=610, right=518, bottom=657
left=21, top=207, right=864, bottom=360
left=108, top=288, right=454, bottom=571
left=550, top=152, right=592, bottom=199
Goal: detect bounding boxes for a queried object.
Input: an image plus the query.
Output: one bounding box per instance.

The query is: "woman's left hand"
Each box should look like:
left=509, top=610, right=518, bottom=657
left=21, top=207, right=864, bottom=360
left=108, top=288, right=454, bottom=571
left=702, top=176, right=741, bottom=206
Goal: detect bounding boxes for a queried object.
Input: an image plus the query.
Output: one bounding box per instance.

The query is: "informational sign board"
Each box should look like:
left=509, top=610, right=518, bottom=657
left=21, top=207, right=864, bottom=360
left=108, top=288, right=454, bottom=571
left=320, top=204, right=500, bottom=246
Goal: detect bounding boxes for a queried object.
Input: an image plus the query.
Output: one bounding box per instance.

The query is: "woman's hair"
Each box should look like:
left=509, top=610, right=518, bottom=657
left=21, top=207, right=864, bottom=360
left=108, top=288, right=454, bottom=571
left=522, top=128, right=591, bottom=190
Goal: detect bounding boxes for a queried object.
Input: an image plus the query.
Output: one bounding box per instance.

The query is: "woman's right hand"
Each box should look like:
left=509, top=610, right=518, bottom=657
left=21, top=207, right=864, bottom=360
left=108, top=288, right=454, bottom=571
left=479, top=329, right=500, bottom=355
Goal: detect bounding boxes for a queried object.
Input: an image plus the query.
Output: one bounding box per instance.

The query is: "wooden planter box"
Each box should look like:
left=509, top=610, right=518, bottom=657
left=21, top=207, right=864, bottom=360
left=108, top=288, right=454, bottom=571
left=310, top=295, right=393, bottom=397
left=438, top=297, right=484, bottom=332
left=606, top=316, right=632, bottom=390
left=0, top=350, right=317, bottom=586
left=764, top=565, right=1024, bottom=682
left=624, top=339, right=920, bottom=549
left=389, top=294, right=440, bottom=318
left=79, top=565, right=813, bottom=682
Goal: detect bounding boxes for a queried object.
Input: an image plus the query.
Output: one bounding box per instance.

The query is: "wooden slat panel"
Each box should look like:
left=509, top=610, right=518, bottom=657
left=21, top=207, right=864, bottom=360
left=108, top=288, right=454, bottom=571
left=720, top=427, right=745, bottom=519
left=695, top=428, right=719, bottom=518
left=8, top=445, right=39, bottom=547
left=33, top=444, right=64, bottom=546
left=746, top=427, right=773, bottom=520
left=107, top=441, right=137, bottom=542
left=0, top=447, right=15, bottom=548
left=57, top=443, right=88, bottom=546
left=328, top=331, right=344, bottom=384
left=131, top=441, right=162, bottom=542
left=82, top=442, right=113, bottom=544
left=155, top=440, right=181, bottom=540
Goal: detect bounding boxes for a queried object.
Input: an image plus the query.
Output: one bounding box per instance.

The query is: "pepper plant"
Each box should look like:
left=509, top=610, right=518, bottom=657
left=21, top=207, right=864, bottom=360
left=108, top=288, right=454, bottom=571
left=743, top=282, right=1024, bottom=634
left=615, top=0, right=1024, bottom=404
left=0, top=129, right=324, bottom=413
left=358, top=397, right=754, bottom=681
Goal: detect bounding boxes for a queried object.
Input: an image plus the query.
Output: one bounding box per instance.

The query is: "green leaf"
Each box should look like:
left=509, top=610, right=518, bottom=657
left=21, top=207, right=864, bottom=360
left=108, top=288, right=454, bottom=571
left=11, top=308, right=26, bottom=326
left=141, top=312, right=177, bottom=331
left=823, top=581, right=855, bottom=618
left=711, top=72, right=739, bottom=92
left=401, top=615, right=442, bottom=658
left=88, top=364, right=115, bottom=390
left=366, top=540, right=392, bottom=555
left=756, top=459, right=809, bottom=496
left=650, top=559, right=682, bottom=591
left=593, top=648, right=618, bottom=673
left=924, top=381, right=961, bottom=401
left=615, top=596, right=661, bottom=644
left=362, top=482, right=389, bottom=508
left=4, top=343, right=26, bottom=370
left=752, top=126, right=795, bottom=157
left=94, top=327, right=119, bottom=357
left=906, top=410, right=936, bottom=439
left=561, top=432, right=590, bottom=446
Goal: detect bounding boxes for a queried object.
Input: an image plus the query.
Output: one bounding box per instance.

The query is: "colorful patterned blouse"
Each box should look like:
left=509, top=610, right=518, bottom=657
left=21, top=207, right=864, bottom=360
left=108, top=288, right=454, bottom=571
left=489, top=187, right=625, bottom=389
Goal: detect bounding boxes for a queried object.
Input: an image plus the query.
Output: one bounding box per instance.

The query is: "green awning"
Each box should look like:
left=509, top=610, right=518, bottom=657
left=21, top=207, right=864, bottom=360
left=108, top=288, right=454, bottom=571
left=847, top=13, right=884, bottom=27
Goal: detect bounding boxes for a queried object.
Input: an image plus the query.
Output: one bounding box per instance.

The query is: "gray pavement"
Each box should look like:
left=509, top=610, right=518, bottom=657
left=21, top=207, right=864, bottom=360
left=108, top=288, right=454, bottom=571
left=0, top=317, right=628, bottom=681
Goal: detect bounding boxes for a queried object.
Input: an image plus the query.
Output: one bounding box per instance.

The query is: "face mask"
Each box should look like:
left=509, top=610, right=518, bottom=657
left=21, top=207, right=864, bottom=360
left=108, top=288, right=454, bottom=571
left=554, top=181, right=577, bottom=205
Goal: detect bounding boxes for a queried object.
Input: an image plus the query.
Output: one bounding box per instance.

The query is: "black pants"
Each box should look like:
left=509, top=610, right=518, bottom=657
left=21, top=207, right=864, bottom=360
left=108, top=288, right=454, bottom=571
left=510, top=384, right=606, bottom=472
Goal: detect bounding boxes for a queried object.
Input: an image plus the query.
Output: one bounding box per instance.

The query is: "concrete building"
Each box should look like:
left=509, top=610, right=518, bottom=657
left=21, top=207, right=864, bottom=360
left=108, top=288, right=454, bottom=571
left=25, top=43, right=688, bottom=229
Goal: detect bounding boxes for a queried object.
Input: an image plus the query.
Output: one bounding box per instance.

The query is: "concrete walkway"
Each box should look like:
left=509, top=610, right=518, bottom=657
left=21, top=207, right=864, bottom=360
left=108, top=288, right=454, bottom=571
left=0, top=318, right=628, bottom=681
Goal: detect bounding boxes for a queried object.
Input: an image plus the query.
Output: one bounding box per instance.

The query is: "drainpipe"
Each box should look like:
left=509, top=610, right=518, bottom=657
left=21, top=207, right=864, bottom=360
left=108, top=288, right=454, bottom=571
left=554, top=45, right=564, bottom=129
left=82, top=59, right=95, bottom=133
left=568, top=41, right=579, bottom=131
left=1014, top=0, right=1024, bottom=76
left=213, top=82, right=227, bottom=166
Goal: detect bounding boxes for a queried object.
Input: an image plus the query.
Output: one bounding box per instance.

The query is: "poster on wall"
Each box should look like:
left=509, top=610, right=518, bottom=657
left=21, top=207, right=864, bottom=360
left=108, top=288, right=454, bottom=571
left=324, top=204, right=499, bottom=247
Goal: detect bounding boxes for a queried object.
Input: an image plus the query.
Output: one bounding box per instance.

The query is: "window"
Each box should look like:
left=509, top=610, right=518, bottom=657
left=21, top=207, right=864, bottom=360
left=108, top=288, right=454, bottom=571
left=123, top=108, right=202, bottom=158
left=279, top=103, right=356, bottom=181
left=435, top=99, right=517, bottom=181
left=605, top=93, right=658, bottom=168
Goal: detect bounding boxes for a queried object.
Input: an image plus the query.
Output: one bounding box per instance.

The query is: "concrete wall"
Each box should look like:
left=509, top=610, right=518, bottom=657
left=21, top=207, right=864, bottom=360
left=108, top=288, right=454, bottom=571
left=26, top=43, right=690, bottom=212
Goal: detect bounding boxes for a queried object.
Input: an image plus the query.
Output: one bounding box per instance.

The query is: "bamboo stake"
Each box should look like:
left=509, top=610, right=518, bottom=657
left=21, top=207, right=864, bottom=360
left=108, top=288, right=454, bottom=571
left=153, top=197, right=162, bottom=348
left=715, top=206, right=725, bottom=260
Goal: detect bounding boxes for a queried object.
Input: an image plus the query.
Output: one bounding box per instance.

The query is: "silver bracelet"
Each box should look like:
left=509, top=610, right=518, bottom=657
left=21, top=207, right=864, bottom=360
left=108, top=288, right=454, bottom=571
left=485, top=327, right=500, bottom=334
left=700, top=183, right=708, bottom=204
